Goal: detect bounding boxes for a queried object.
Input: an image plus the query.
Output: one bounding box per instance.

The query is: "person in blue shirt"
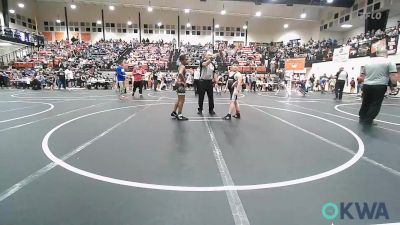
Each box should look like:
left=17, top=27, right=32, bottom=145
left=116, top=63, right=126, bottom=99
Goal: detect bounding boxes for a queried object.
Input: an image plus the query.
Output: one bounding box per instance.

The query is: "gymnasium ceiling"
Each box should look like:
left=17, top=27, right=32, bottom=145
left=38, top=0, right=352, bottom=21
left=229, top=0, right=355, bottom=8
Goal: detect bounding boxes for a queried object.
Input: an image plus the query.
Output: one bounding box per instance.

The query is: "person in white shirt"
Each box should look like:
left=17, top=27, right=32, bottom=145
left=193, top=67, right=200, bottom=95
left=198, top=52, right=217, bottom=115
left=334, top=67, right=348, bottom=100
left=186, top=71, right=194, bottom=90
left=143, top=72, right=150, bottom=90
left=65, top=68, right=74, bottom=88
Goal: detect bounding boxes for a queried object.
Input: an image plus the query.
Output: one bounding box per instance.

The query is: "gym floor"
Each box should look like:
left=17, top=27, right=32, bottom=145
left=0, top=89, right=399, bottom=225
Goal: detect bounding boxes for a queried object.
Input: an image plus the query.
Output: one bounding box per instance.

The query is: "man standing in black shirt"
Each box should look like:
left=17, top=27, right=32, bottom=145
left=57, top=69, right=66, bottom=90
left=152, top=67, right=158, bottom=91
left=334, top=67, right=348, bottom=100
left=309, top=74, right=315, bottom=91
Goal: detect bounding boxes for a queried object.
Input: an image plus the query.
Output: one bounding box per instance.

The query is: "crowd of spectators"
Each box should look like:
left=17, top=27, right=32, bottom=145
left=123, top=42, right=173, bottom=71
left=215, top=26, right=398, bottom=70
left=0, top=26, right=398, bottom=93
left=179, top=43, right=213, bottom=66
left=0, top=39, right=131, bottom=90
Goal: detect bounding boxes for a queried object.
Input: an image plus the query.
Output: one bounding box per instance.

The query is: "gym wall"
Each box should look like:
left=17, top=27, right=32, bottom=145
left=7, top=0, right=38, bottom=32
left=9, top=0, right=321, bottom=44
left=343, top=13, right=400, bottom=40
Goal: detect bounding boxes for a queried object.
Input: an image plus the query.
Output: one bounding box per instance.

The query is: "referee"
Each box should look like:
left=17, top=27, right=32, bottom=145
left=334, top=67, right=348, bottom=100
left=359, top=48, right=398, bottom=125
left=198, top=52, right=217, bottom=115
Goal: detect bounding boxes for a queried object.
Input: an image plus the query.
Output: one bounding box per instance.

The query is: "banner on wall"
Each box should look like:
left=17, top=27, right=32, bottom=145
left=55, top=32, right=65, bottom=41
left=284, top=58, right=305, bottom=71
left=371, top=39, right=387, bottom=57
left=385, top=26, right=399, bottom=55
left=42, top=32, right=52, bottom=42
left=81, top=33, right=91, bottom=42
left=333, top=46, right=350, bottom=62
left=365, top=10, right=389, bottom=34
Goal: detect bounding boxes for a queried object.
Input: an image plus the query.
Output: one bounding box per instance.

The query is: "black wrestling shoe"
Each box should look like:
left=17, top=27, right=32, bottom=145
left=197, top=110, right=203, bottom=115
left=223, top=114, right=232, bottom=120
left=177, top=115, right=189, bottom=121
left=209, top=110, right=216, bottom=115
left=233, top=113, right=241, bottom=119
left=171, top=111, right=178, bottom=117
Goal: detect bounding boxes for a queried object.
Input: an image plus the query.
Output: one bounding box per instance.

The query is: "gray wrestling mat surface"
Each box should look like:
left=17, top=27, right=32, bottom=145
left=0, top=89, right=399, bottom=225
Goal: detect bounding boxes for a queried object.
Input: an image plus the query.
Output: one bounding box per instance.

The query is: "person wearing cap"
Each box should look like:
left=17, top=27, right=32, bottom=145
left=198, top=51, right=217, bottom=115
left=359, top=48, right=398, bottom=125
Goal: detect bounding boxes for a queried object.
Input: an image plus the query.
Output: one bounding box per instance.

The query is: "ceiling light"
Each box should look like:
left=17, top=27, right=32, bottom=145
left=56, top=19, right=61, bottom=23
left=215, top=24, right=220, bottom=28
left=341, top=24, right=353, bottom=28
left=184, top=9, right=190, bottom=14
left=9, top=9, right=15, bottom=14
left=255, top=11, right=262, bottom=17
left=284, top=24, right=289, bottom=29
left=186, top=22, right=191, bottom=28
left=109, top=5, right=115, bottom=10
left=18, top=3, right=24, bottom=8
left=157, top=22, right=162, bottom=27
left=221, top=9, right=226, bottom=15
left=147, top=6, right=153, bottom=12
left=300, top=12, right=307, bottom=18
left=97, top=20, right=102, bottom=25
left=327, top=0, right=334, bottom=3
left=70, top=4, right=77, bottom=9
left=243, top=25, right=248, bottom=30
left=127, top=21, right=132, bottom=26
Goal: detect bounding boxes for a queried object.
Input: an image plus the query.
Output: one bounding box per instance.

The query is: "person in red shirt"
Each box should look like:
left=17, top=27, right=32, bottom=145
left=132, top=64, right=145, bottom=97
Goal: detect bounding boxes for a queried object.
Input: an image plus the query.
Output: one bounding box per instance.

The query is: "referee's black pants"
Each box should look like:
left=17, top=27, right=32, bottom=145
left=359, top=85, right=387, bottom=124
left=335, top=80, right=346, bottom=99
left=198, top=80, right=214, bottom=112
left=193, top=79, right=199, bottom=95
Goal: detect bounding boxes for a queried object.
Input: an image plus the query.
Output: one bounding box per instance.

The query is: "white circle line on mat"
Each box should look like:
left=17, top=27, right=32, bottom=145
left=0, top=101, right=54, bottom=123
left=147, top=92, right=245, bottom=100
left=334, top=103, right=400, bottom=126
left=42, top=102, right=364, bottom=192
left=11, top=93, right=118, bottom=99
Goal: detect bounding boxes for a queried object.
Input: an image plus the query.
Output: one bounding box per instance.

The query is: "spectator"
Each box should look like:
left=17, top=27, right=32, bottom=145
left=357, top=73, right=364, bottom=95
left=57, top=68, right=66, bottom=90
left=350, top=78, right=356, bottom=93
left=309, top=74, right=315, bottom=91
